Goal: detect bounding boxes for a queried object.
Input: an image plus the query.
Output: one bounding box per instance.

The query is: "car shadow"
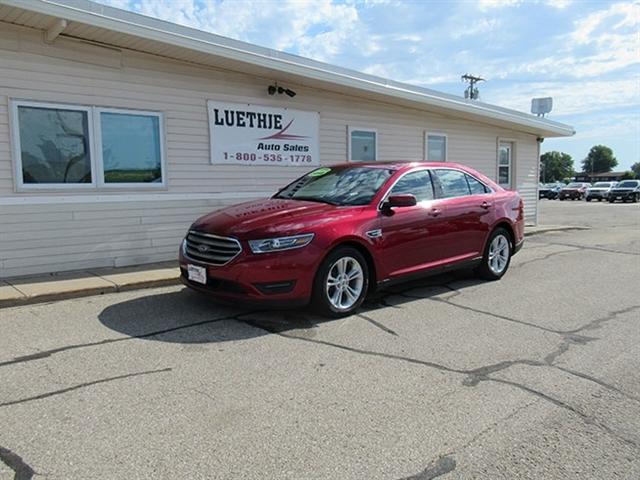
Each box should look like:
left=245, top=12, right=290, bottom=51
left=98, top=270, right=484, bottom=344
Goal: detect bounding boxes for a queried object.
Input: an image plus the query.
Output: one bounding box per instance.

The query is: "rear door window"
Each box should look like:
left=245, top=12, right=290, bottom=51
left=432, top=169, right=471, bottom=198
left=466, top=174, right=488, bottom=194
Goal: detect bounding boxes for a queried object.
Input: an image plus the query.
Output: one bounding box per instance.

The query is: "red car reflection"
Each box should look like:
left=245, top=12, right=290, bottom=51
left=179, top=162, right=524, bottom=317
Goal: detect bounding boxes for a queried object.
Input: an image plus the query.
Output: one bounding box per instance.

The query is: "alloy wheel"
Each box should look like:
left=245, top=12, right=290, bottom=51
left=488, top=235, right=510, bottom=275
left=325, top=256, right=364, bottom=311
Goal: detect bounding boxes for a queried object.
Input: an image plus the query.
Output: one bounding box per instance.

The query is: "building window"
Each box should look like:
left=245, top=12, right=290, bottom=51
left=349, top=128, right=377, bottom=162
left=426, top=133, right=447, bottom=161
left=98, top=110, right=163, bottom=184
left=11, top=100, right=165, bottom=189
left=16, top=104, right=93, bottom=185
left=498, top=141, right=513, bottom=188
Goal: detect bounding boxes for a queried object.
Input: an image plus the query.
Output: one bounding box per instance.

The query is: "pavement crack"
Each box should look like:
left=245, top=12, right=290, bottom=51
left=0, top=445, right=36, bottom=480
left=0, top=312, right=254, bottom=368
left=488, top=377, right=640, bottom=450
left=397, top=455, right=456, bottom=480
left=564, top=305, right=640, bottom=335
left=512, top=247, right=581, bottom=269
left=357, top=313, right=399, bottom=336
left=0, top=367, right=172, bottom=408
left=538, top=241, right=640, bottom=257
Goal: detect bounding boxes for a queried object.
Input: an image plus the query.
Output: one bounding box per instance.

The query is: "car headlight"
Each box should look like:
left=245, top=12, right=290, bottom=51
left=181, top=238, right=187, bottom=255
left=249, top=233, right=314, bottom=254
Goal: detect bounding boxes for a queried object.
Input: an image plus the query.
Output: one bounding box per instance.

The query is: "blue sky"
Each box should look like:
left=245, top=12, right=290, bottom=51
left=99, top=0, right=638, bottom=171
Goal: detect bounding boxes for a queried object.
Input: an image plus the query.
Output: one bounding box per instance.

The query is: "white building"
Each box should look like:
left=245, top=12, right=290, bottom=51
left=0, top=0, right=574, bottom=278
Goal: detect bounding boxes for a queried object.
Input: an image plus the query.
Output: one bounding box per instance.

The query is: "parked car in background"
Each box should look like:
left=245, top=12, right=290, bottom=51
left=608, top=180, right=640, bottom=203
left=539, top=183, right=563, bottom=199
left=180, top=162, right=525, bottom=317
left=559, top=182, right=590, bottom=200
left=586, top=182, right=617, bottom=202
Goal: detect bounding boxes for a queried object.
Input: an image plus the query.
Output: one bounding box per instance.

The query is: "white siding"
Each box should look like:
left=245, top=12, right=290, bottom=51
left=0, top=23, right=540, bottom=278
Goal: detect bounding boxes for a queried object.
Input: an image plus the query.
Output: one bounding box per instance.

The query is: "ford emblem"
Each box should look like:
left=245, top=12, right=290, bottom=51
left=198, top=244, right=209, bottom=253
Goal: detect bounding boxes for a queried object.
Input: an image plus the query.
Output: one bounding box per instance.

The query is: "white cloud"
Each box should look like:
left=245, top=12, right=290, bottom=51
left=477, top=0, right=521, bottom=11
left=100, top=0, right=369, bottom=63
left=485, top=78, right=639, bottom=116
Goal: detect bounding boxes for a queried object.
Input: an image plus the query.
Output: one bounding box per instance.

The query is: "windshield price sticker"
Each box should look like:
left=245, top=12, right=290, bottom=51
left=309, top=167, right=332, bottom=177
left=208, top=101, right=320, bottom=167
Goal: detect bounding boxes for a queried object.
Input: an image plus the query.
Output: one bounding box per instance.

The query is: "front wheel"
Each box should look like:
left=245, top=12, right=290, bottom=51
left=312, top=247, right=369, bottom=318
left=633, top=193, right=639, bottom=203
left=475, top=228, right=512, bottom=281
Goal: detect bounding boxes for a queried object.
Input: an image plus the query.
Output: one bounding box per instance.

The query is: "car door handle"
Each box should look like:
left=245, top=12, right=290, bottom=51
left=480, top=201, right=492, bottom=209
left=429, top=208, right=442, bottom=217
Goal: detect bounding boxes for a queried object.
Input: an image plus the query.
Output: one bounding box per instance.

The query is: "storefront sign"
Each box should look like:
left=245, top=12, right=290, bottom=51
left=207, top=101, right=319, bottom=167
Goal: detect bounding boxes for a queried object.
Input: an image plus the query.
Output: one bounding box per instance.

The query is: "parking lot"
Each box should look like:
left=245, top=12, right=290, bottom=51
left=1, top=200, right=639, bottom=480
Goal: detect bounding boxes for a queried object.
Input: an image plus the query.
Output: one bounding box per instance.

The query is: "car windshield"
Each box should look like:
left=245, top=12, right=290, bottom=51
left=617, top=181, right=638, bottom=188
left=274, top=166, right=395, bottom=206
left=593, top=182, right=611, bottom=187
left=566, top=183, right=583, bottom=188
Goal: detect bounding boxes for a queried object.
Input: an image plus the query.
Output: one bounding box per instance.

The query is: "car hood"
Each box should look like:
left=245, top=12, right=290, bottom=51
left=191, top=198, right=363, bottom=238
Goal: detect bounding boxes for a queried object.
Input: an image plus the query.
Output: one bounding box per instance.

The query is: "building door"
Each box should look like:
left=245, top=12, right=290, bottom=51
left=498, top=142, right=513, bottom=188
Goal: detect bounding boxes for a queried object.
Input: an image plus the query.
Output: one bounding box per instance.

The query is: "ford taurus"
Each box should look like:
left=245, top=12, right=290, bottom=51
left=179, top=162, right=525, bottom=317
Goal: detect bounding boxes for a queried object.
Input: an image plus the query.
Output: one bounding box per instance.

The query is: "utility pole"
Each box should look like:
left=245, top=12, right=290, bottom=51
left=462, top=74, right=484, bottom=100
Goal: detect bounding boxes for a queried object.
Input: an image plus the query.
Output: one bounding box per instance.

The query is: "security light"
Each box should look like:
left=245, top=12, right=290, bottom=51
left=267, top=83, right=296, bottom=98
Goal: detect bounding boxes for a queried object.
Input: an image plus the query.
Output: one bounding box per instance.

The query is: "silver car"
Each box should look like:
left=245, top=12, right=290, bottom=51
left=586, top=182, right=617, bottom=202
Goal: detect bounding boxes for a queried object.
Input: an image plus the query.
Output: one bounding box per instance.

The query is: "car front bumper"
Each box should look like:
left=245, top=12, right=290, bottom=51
left=609, top=192, right=636, bottom=201
left=179, top=246, right=319, bottom=306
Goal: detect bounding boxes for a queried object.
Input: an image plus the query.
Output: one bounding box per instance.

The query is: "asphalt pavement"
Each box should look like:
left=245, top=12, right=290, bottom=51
left=0, top=200, right=639, bottom=479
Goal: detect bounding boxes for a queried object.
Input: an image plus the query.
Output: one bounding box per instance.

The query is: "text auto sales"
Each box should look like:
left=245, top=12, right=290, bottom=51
left=213, top=108, right=310, bottom=153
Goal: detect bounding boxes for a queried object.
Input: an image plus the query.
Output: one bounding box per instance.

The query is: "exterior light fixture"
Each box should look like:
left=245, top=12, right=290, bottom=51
left=267, top=83, right=296, bottom=98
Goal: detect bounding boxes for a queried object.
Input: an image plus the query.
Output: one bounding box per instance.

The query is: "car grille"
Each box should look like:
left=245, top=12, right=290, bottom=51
left=185, top=230, right=242, bottom=265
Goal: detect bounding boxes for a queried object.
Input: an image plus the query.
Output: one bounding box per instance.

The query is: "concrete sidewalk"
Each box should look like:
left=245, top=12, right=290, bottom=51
left=1, top=261, right=180, bottom=308
left=0, top=225, right=586, bottom=308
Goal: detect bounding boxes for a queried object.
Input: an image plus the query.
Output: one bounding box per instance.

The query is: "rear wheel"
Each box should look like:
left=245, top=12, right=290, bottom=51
left=312, top=247, right=369, bottom=318
left=586, top=197, right=592, bottom=202
left=475, top=228, right=512, bottom=281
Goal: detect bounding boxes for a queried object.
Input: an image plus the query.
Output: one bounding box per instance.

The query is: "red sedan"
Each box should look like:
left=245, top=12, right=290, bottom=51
left=179, top=162, right=524, bottom=317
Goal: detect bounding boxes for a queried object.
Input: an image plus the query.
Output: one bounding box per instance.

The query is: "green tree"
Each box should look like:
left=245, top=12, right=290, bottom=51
left=540, top=151, right=573, bottom=183
left=581, top=145, right=618, bottom=173
left=631, top=162, right=640, bottom=179
left=620, top=171, right=635, bottom=180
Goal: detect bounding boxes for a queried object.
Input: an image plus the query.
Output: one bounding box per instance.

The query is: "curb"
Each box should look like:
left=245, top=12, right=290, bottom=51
left=524, top=225, right=589, bottom=237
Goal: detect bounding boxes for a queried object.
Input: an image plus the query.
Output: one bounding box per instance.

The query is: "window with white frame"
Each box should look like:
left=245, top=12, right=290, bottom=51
left=11, top=100, right=165, bottom=189
left=349, top=128, right=376, bottom=162
left=498, top=141, right=513, bottom=188
left=426, top=133, right=447, bottom=161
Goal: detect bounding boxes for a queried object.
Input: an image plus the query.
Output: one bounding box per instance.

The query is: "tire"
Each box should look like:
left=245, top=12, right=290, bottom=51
left=586, top=197, right=591, bottom=202
left=609, top=198, right=615, bottom=203
left=559, top=197, right=565, bottom=201
left=475, top=228, right=512, bottom=281
left=312, top=246, right=369, bottom=318
left=634, top=194, right=639, bottom=203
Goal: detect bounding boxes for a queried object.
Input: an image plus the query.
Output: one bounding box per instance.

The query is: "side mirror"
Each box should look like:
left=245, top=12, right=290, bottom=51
left=386, top=194, right=417, bottom=208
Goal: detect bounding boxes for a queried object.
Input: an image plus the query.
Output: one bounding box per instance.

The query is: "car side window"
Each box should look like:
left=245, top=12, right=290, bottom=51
left=389, top=170, right=434, bottom=202
left=466, top=174, right=488, bottom=194
left=432, top=169, right=471, bottom=198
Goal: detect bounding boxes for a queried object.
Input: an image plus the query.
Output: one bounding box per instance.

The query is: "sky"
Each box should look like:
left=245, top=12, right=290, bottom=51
left=98, top=0, right=639, bottom=171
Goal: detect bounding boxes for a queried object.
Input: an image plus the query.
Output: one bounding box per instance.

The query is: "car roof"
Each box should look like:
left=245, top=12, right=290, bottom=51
left=333, top=161, right=469, bottom=171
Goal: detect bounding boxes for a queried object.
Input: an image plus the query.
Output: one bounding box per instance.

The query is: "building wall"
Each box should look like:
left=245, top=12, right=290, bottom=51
left=0, top=23, right=540, bottom=278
